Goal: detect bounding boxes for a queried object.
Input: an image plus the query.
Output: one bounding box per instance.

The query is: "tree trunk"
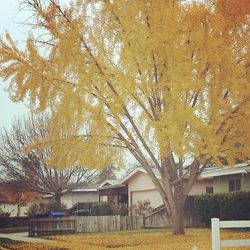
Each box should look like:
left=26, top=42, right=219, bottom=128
left=169, top=207, right=185, bottom=235
left=17, top=204, right=21, bottom=217
left=163, top=187, right=186, bottom=235
left=54, top=193, right=62, bottom=211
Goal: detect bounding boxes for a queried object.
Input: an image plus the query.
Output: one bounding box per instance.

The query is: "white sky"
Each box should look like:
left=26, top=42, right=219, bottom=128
left=0, top=0, right=70, bottom=129
left=0, top=0, right=29, bottom=129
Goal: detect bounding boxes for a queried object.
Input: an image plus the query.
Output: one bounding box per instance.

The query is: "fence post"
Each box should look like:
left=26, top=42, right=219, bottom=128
left=28, top=218, right=32, bottom=237
left=143, top=214, right=145, bottom=228
left=211, top=218, right=220, bottom=250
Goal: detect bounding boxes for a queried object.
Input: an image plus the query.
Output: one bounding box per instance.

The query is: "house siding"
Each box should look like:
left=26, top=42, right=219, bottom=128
left=61, top=193, right=73, bottom=208
left=0, top=202, right=33, bottom=217
left=131, top=189, right=163, bottom=208
left=126, top=171, right=214, bottom=209
left=128, top=172, right=163, bottom=209
left=72, top=192, right=99, bottom=205
left=214, top=173, right=250, bottom=193
left=242, top=174, right=250, bottom=191
left=61, top=192, right=99, bottom=208
left=189, top=179, right=213, bottom=195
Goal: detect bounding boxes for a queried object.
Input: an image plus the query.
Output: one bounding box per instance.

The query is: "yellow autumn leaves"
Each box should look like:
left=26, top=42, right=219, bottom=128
left=5, top=229, right=250, bottom=250
left=0, top=0, right=249, bottom=169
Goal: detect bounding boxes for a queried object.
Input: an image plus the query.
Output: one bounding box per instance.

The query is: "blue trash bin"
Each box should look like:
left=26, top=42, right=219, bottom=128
left=50, top=212, right=65, bottom=217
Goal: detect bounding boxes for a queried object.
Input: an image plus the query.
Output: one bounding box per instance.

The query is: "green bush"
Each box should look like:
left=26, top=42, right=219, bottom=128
left=0, top=208, right=11, bottom=228
left=0, top=208, right=10, bottom=218
left=27, top=200, right=67, bottom=216
left=111, top=203, right=128, bottom=216
left=194, top=192, right=250, bottom=225
left=91, top=202, right=112, bottom=216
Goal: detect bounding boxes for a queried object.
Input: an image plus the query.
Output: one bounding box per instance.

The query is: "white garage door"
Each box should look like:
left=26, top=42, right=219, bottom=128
left=132, top=190, right=163, bottom=208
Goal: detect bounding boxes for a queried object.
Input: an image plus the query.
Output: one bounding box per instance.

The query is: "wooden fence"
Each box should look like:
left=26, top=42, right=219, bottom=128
left=75, top=215, right=143, bottom=233
left=211, top=218, right=250, bottom=250
left=29, top=217, right=76, bottom=237
left=29, top=200, right=204, bottom=237
left=144, top=198, right=205, bottom=229
left=29, top=215, right=144, bottom=236
left=0, top=216, right=29, bottom=228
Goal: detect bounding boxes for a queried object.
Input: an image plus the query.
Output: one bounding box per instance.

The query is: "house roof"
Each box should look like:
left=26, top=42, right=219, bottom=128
left=121, top=162, right=250, bottom=183
left=66, top=183, right=100, bottom=193
left=98, top=183, right=126, bottom=190
left=121, top=168, right=147, bottom=184
left=121, top=167, right=162, bottom=184
left=72, top=188, right=98, bottom=192
left=42, top=183, right=99, bottom=198
left=42, top=180, right=122, bottom=198
left=98, top=179, right=121, bottom=188
left=201, top=163, right=250, bottom=178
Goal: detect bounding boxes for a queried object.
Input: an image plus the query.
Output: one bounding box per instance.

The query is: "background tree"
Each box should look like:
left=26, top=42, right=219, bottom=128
left=97, top=165, right=117, bottom=184
left=0, top=115, right=97, bottom=209
left=0, top=0, right=249, bottom=234
left=0, top=183, right=38, bottom=216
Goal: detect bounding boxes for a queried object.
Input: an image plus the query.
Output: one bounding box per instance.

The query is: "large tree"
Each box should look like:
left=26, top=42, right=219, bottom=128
left=0, top=115, right=96, bottom=209
left=0, top=0, right=249, bottom=234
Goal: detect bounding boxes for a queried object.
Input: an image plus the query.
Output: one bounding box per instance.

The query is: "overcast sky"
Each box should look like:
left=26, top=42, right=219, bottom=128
left=0, top=0, right=72, bottom=129
left=0, top=0, right=29, bottom=129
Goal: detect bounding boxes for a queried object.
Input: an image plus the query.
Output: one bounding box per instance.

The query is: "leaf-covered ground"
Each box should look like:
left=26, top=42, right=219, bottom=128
left=1, top=229, right=250, bottom=250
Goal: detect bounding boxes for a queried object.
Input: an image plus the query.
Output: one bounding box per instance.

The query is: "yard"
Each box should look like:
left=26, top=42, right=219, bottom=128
left=1, top=229, right=250, bottom=250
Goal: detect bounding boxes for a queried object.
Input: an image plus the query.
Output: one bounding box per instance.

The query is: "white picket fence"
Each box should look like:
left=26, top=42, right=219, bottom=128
left=211, top=218, right=250, bottom=250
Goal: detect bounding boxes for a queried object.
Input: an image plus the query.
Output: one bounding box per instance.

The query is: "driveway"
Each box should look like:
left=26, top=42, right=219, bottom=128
left=0, top=232, right=55, bottom=243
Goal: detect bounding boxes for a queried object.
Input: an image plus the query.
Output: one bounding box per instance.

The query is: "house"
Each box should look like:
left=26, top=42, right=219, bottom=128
left=42, top=163, right=250, bottom=214
left=201, top=162, right=250, bottom=193
left=0, top=202, right=34, bottom=217
left=98, top=179, right=128, bottom=205
left=120, top=167, right=214, bottom=209
left=42, top=183, right=100, bottom=209
left=42, top=180, right=124, bottom=209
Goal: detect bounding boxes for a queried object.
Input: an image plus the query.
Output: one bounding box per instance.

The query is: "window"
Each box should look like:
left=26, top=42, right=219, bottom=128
left=229, top=179, right=241, bottom=192
left=100, top=195, right=108, bottom=202
left=206, top=187, right=214, bottom=194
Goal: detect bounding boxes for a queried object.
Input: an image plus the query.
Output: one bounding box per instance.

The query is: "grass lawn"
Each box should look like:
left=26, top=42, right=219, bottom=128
left=0, top=237, right=23, bottom=249
left=1, top=228, right=250, bottom=250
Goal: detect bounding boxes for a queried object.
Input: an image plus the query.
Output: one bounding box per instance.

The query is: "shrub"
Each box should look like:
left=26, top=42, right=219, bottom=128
left=0, top=208, right=10, bottom=228
left=0, top=208, right=10, bottom=218
left=194, top=192, right=250, bottom=225
left=132, top=200, right=153, bottom=216
left=194, top=194, right=220, bottom=226
left=27, top=200, right=67, bottom=216
left=111, top=203, right=128, bottom=216
left=91, top=202, right=113, bottom=216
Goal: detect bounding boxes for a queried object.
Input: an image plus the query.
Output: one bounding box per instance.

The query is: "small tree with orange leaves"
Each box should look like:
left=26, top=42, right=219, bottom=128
left=0, top=184, right=38, bottom=217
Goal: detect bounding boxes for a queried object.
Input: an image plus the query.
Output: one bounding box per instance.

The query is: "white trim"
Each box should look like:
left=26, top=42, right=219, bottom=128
left=121, top=168, right=148, bottom=184
left=42, top=188, right=98, bottom=198
left=220, top=220, right=250, bottom=228
left=211, top=218, right=250, bottom=250
left=42, top=194, right=53, bottom=198
left=72, top=189, right=98, bottom=192
left=98, top=180, right=116, bottom=188
left=201, top=168, right=247, bottom=178
left=221, top=240, right=250, bottom=247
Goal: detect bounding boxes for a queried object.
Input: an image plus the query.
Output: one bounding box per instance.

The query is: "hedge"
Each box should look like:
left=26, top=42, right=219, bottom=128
left=194, top=191, right=250, bottom=226
left=0, top=216, right=29, bottom=228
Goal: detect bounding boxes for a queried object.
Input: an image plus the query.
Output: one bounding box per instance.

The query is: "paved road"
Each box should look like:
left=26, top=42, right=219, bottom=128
left=0, top=232, right=55, bottom=243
